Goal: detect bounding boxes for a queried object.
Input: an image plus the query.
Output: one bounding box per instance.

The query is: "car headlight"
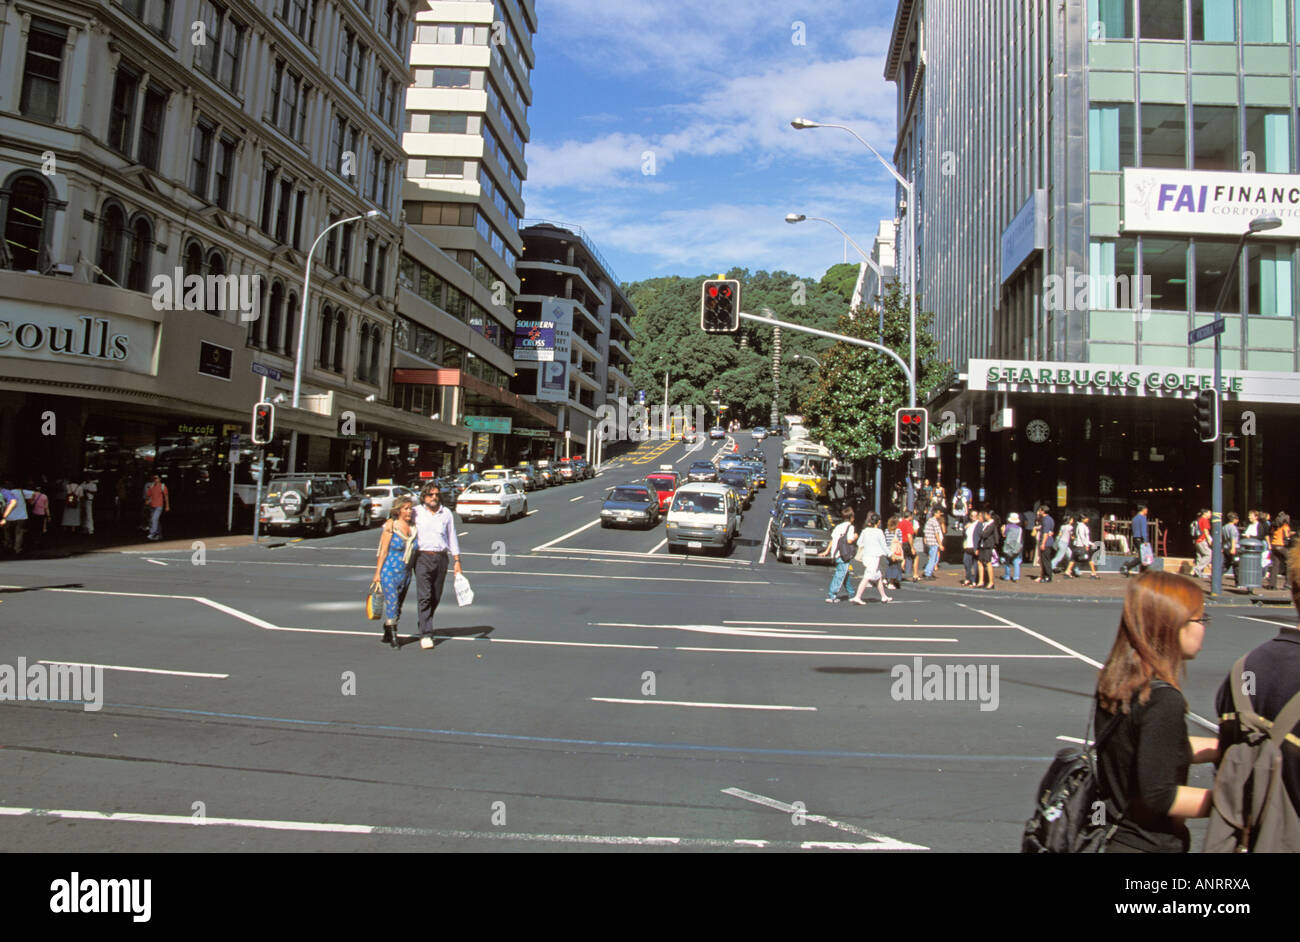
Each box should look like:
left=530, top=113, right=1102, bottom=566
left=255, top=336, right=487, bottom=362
left=666, top=522, right=678, bottom=529
left=714, top=524, right=726, bottom=532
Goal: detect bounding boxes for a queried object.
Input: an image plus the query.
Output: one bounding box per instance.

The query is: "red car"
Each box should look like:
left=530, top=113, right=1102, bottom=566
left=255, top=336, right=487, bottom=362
left=645, top=469, right=680, bottom=512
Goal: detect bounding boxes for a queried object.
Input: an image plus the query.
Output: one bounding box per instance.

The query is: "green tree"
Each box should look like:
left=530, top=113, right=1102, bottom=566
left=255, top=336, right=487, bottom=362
left=799, top=281, right=948, bottom=464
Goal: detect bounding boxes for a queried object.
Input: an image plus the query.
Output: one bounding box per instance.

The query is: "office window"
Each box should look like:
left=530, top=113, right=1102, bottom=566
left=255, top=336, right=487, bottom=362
left=125, top=215, right=153, bottom=292
left=275, top=177, right=293, bottom=243
left=190, top=120, right=214, bottom=198
left=319, top=305, right=334, bottom=366
left=279, top=0, right=315, bottom=42
left=260, top=165, right=277, bottom=233
left=1194, top=240, right=1240, bottom=313
left=211, top=136, right=234, bottom=208
left=196, top=2, right=243, bottom=92
left=384, top=79, right=397, bottom=126
left=420, top=158, right=464, bottom=179
left=333, top=312, right=347, bottom=372
left=138, top=86, right=167, bottom=170
left=356, top=324, right=371, bottom=380
left=1139, top=0, right=1183, bottom=38
left=372, top=67, right=386, bottom=114
left=21, top=19, right=67, bottom=122
left=363, top=235, right=375, bottom=288
left=376, top=156, right=390, bottom=209
left=1247, top=243, right=1293, bottom=316
left=339, top=221, right=354, bottom=275
left=1193, top=105, right=1236, bottom=170
left=1140, top=238, right=1188, bottom=311
left=421, top=68, right=473, bottom=89
left=1140, top=103, right=1186, bottom=168
left=292, top=189, right=305, bottom=250
left=271, top=60, right=306, bottom=140
left=337, top=25, right=357, bottom=80
left=219, top=16, right=244, bottom=90
left=108, top=66, right=140, bottom=155
left=1245, top=109, right=1291, bottom=173
left=1244, top=0, right=1287, bottom=42
left=119, top=0, right=173, bottom=35
left=1192, top=0, right=1235, bottom=40
left=375, top=243, right=387, bottom=294
left=324, top=212, right=340, bottom=268
left=366, top=147, right=380, bottom=200
left=97, top=203, right=128, bottom=285
left=1088, top=0, right=1132, bottom=38
left=406, top=112, right=470, bottom=133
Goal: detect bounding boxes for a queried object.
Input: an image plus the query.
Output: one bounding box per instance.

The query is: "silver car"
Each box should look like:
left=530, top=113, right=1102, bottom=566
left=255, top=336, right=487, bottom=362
left=363, top=484, right=416, bottom=524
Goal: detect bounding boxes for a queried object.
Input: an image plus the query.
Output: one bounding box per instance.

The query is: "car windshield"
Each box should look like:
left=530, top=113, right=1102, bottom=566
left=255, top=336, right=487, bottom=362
left=720, top=473, right=747, bottom=485
left=672, top=493, right=723, bottom=514
left=646, top=477, right=675, bottom=490
left=782, top=512, right=828, bottom=530
left=690, top=462, right=713, bottom=471
left=464, top=483, right=502, bottom=495
left=610, top=488, right=651, bottom=502
left=270, top=480, right=310, bottom=493
left=364, top=487, right=390, bottom=496
left=782, top=454, right=830, bottom=476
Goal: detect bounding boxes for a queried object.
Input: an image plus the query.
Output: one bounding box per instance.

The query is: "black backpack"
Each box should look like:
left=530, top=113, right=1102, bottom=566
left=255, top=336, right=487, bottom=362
left=836, top=528, right=854, bottom=562
left=1022, top=707, right=1124, bottom=853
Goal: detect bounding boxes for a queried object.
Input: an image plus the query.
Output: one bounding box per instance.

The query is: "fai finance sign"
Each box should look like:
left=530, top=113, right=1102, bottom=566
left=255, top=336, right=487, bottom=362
left=1123, top=168, right=1300, bottom=237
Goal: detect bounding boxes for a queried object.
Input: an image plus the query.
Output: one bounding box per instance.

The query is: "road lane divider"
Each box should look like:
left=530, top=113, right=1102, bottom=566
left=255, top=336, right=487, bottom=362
left=37, top=660, right=228, bottom=679
left=591, top=698, right=816, bottom=712
left=721, top=787, right=928, bottom=851
left=530, top=518, right=601, bottom=552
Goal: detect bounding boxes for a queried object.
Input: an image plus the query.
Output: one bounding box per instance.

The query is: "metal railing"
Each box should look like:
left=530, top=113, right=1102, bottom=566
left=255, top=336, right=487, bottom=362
left=521, top=218, right=620, bottom=287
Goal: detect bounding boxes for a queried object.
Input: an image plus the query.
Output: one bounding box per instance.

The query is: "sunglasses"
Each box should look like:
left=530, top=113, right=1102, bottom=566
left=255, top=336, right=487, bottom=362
left=1194, top=613, right=1212, bottom=628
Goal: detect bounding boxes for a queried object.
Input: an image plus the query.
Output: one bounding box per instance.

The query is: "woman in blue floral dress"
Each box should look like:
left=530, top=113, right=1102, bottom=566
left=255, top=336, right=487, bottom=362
left=371, top=496, right=416, bottom=647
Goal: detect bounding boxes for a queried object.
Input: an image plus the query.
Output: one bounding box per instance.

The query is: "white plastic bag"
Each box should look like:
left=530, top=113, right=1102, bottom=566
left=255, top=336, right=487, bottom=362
left=454, top=572, right=474, bottom=607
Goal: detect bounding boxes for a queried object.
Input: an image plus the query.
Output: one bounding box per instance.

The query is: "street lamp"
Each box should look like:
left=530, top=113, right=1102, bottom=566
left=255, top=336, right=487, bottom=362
left=791, top=352, right=822, bottom=369
left=1208, top=214, right=1281, bottom=596
left=286, top=209, right=382, bottom=472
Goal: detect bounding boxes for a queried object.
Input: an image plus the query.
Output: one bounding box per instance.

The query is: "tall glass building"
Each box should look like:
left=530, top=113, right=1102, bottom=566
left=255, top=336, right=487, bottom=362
left=888, top=0, right=1300, bottom=550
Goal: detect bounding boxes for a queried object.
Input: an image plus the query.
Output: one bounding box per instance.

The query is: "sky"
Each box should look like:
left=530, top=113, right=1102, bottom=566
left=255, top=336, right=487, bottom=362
left=523, top=0, right=904, bottom=286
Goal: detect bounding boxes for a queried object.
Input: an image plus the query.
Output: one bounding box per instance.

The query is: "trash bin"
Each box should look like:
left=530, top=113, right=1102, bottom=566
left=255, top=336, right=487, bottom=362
left=1236, top=538, right=1267, bottom=589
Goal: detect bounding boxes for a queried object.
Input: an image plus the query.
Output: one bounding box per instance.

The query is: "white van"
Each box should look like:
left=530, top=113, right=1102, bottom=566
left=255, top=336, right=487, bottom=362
left=665, top=482, right=742, bottom=555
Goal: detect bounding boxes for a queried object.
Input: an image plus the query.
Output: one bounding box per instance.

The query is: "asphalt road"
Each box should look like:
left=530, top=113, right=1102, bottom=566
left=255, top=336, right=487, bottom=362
left=0, top=432, right=1288, bottom=853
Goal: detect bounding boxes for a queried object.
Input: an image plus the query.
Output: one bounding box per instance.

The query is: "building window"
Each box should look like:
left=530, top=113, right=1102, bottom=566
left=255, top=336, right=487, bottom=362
left=190, top=119, right=214, bottom=199
left=196, top=1, right=244, bottom=92
left=414, top=67, right=473, bottom=89
left=205, top=250, right=226, bottom=316
left=1194, top=240, right=1240, bottom=314
left=1140, top=238, right=1188, bottom=311
left=1244, top=0, right=1287, bottom=42
left=108, top=66, right=141, bottom=155
left=1088, top=0, right=1132, bottom=38
left=406, top=112, right=470, bottom=133
left=319, top=305, right=333, bottom=365
left=356, top=323, right=371, bottom=380
left=97, top=203, right=128, bottom=285
left=324, top=212, right=340, bottom=268
left=20, top=19, right=68, bottom=122
left=1138, top=0, right=1184, bottom=39
left=279, top=0, right=315, bottom=43
left=369, top=327, right=381, bottom=382
left=1245, top=109, right=1291, bottom=173
left=1247, top=243, right=1293, bottom=316
left=384, top=79, right=397, bottom=126
left=410, top=158, right=465, bottom=179
left=271, top=60, right=307, bottom=140
left=1193, top=105, right=1236, bottom=171
left=377, top=156, right=390, bottom=209
left=126, top=214, right=153, bottom=292
left=1139, top=103, right=1185, bottom=168
left=1192, top=0, right=1234, bottom=40
left=214, top=136, right=235, bottom=209
left=260, top=165, right=277, bottom=233
left=138, top=86, right=168, bottom=170
left=292, top=189, right=306, bottom=250
left=118, top=0, right=173, bottom=35
left=333, top=312, right=347, bottom=372
left=268, top=282, right=285, bottom=351
left=339, top=221, right=354, bottom=276
left=275, top=177, right=293, bottom=243
left=284, top=302, right=296, bottom=358
left=183, top=239, right=204, bottom=280
left=363, top=235, right=376, bottom=288
left=375, top=243, right=387, bottom=293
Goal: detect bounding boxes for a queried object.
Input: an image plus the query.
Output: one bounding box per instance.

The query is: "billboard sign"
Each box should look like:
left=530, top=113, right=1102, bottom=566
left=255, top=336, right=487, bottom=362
left=534, top=299, right=574, bottom=402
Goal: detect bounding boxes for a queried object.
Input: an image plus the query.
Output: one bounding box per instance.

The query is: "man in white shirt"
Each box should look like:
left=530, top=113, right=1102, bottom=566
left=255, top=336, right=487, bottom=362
left=413, top=484, right=463, bottom=649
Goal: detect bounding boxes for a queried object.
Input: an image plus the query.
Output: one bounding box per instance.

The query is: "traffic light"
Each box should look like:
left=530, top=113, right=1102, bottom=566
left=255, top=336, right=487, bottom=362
left=252, top=402, right=275, bottom=445
left=1194, top=388, right=1218, bottom=442
left=700, top=279, right=741, bottom=333
left=1224, top=435, right=1241, bottom=466
left=894, top=408, right=929, bottom=451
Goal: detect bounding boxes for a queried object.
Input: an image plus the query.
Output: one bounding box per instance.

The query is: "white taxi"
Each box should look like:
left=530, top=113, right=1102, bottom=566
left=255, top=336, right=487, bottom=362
left=456, top=480, right=528, bottom=522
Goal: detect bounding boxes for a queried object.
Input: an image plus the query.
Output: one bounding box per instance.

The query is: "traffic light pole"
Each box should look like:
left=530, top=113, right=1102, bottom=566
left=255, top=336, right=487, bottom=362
left=1211, top=329, right=1224, bottom=596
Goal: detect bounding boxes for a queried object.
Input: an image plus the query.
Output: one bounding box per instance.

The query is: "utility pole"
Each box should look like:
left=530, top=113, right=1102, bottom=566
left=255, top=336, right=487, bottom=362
left=771, top=325, right=782, bottom=430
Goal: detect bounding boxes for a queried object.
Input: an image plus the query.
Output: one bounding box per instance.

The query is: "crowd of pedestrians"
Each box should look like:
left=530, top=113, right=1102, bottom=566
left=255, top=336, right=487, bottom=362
left=0, top=472, right=177, bottom=555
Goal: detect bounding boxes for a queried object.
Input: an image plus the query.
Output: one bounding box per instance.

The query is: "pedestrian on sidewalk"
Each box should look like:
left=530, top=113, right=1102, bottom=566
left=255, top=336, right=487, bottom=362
left=145, top=474, right=170, bottom=541
left=1192, top=509, right=1212, bottom=579
left=372, top=496, right=416, bottom=648
left=413, top=483, right=463, bottom=647
left=1221, top=512, right=1241, bottom=585
left=1066, top=513, right=1100, bottom=579
left=1034, top=506, right=1056, bottom=583
left=923, top=507, right=944, bottom=579
left=909, top=509, right=925, bottom=581
left=961, top=513, right=979, bottom=586
left=1095, top=571, right=1218, bottom=852
left=80, top=477, right=98, bottom=535
left=1001, top=513, right=1024, bottom=582
left=820, top=506, right=857, bottom=603
left=849, top=511, right=892, bottom=604
left=1266, top=512, right=1292, bottom=589
left=1, top=480, right=29, bottom=555
left=898, top=510, right=916, bottom=583
left=1051, top=515, right=1076, bottom=574
left=976, top=509, right=998, bottom=589
left=886, top=515, right=906, bottom=591
left=61, top=478, right=83, bottom=534
left=1120, top=505, right=1151, bottom=577
left=26, top=482, right=48, bottom=552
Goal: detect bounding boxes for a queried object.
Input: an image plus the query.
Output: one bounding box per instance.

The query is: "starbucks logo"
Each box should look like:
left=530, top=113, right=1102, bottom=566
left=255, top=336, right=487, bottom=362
left=1099, top=474, right=1114, bottom=495
left=1026, top=419, right=1051, bottom=443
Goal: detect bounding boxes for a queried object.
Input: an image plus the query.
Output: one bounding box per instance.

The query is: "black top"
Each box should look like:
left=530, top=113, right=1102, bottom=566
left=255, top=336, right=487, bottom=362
left=978, top=521, right=999, bottom=550
left=1096, top=682, right=1192, bottom=853
left=1214, top=626, right=1300, bottom=815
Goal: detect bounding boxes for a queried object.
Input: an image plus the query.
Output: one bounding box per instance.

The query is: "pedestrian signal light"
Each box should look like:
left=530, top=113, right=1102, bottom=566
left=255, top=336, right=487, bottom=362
left=700, top=279, right=741, bottom=333
left=1194, top=388, right=1218, bottom=443
left=894, top=408, right=928, bottom=452
left=1224, top=435, right=1241, bottom=466
left=252, top=402, right=275, bottom=445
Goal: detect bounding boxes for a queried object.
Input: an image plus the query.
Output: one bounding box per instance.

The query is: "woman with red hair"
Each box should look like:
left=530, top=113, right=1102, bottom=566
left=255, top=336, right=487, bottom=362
left=1095, top=571, right=1219, bottom=852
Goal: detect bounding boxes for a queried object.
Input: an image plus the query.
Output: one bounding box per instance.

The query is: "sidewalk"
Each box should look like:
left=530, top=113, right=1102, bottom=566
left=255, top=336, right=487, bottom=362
left=0, top=519, right=286, bottom=560
left=894, top=564, right=1292, bottom=607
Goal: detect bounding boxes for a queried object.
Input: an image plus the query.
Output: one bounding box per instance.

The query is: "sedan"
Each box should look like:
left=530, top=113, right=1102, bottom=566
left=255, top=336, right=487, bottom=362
left=456, top=480, right=528, bottom=521
left=742, top=460, right=767, bottom=488
left=769, top=508, right=833, bottom=562
left=687, top=460, right=718, bottom=483
left=363, top=484, right=416, bottom=522
left=645, top=470, right=680, bottom=511
left=600, top=484, right=660, bottom=529
left=771, top=496, right=820, bottom=520
left=709, top=426, right=726, bottom=440
left=752, top=426, right=768, bottom=441
left=717, top=469, right=754, bottom=507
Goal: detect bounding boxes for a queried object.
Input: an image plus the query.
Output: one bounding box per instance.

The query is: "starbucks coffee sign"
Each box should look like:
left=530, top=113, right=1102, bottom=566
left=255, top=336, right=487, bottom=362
left=967, top=359, right=1300, bottom=405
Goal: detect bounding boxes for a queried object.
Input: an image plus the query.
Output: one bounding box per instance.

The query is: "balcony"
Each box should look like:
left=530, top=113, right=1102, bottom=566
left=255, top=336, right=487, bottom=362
left=610, top=308, right=635, bottom=340
left=609, top=337, right=632, bottom=363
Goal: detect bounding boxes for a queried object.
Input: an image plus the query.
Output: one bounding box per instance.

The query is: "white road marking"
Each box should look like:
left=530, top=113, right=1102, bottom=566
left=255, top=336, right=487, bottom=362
left=680, top=647, right=1070, bottom=659
left=568, top=495, right=584, bottom=502
left=647, top=539, right=667, bottom=554
left=143, top=559, right=168, bottom=566
left=725, top=620, right=999, bottom=628
left=525, top=510, right=540, bottom=516
left=0, top=805, right=885, bottom=850
left=591, top=622, right=958, bottom=642
left=1234, top=614, right=1293, bottom=627
left=36, top=660, right=228, bottom=679
left=972, top=606, right=1219, bottom=733
left=531, top=518, right=601, bottom=552
left=458, top=531, right=468, bottom=536
left=759, top=517, right=771, bottom=565
left=591, top=697, right=816, bottom=712
left=534, top=545, right=754, bottom=566
left=721, top=787, right=928, bottom=851
left=1057, top=736, right=1088, bottom=745
left=0, top=586, right=196, bottom=601
left=195, top=597, right=281, bottom=631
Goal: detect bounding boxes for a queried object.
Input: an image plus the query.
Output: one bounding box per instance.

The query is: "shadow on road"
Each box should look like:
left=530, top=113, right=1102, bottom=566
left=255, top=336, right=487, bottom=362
left=813, top=666, right=892, bottom=676
left=0, top=583, right=85, bottom=594
left=393, top=625, right=496, bottom=650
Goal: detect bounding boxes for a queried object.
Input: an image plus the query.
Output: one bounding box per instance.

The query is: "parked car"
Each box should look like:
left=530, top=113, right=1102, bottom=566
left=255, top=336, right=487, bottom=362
left=556, top=459, right=576, bottom=481
left=260, top=472, right=369, bottom=536
left=363, top=484, right=416, bottom=522
left=511, top=462, right=542, bottom=490
left=571, top=457, right=593, bottom=480
left=769, top=507, right=833, bottom=562
left=456, top=480, right=528, bottom=521
left=600, top=483, right=660, bottom=529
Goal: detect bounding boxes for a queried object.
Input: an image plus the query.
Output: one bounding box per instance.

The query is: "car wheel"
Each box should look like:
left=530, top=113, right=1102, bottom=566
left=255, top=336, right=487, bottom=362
left=522, top=500, right=529, bottom=515
left=600, top=519, right=610, bottom=528
left=320, top=513, right=336, bottom=537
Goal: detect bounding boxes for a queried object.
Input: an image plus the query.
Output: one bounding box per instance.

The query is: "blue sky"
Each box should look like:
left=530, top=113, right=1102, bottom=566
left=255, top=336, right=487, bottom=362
left=523, top=0, right=903, bottom=285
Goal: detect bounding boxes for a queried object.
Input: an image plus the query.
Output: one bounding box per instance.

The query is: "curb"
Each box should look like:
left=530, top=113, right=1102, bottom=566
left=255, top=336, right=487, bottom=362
left=897, top=579, right=1291, bottom=609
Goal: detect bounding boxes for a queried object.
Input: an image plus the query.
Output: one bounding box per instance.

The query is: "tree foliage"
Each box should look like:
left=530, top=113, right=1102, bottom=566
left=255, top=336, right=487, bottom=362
left=624, top=268, right=857, bottom=426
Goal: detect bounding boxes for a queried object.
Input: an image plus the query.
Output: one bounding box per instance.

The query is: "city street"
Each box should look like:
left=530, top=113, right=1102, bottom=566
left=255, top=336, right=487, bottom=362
left=1, top=436, right=1284, bottom=853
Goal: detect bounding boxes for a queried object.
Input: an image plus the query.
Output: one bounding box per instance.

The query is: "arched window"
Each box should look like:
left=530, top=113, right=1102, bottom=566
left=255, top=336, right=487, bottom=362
left=356, top=322, right=371, bottom=380
left=183, top=239, right=204, bottom=279
left=368, top=325, right=381, bottom=384
left=2, top=173, right=56, bottom=271
left=125, top=214, right=153, bottom=292
left=205, top=250, right=225, bottom=316
left=97, top=202, right=127, bottom=285
left=319, top=305, right=334, bottom=367
left=249, top=279, right=268, bottom=347
left=267, top=281, right=284, bottom=352
left=284, top=298, right=297, bottom=359
left=333, top=311, right=347, bottom=373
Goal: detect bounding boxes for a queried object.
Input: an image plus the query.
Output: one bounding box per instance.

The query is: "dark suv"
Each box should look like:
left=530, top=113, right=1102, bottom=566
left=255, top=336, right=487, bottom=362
left=260, top=472, right=369, bottom=536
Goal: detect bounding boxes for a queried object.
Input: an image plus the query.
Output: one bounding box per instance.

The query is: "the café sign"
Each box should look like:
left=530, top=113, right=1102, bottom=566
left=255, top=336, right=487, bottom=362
left=982, top=362, right=1243, bottom=393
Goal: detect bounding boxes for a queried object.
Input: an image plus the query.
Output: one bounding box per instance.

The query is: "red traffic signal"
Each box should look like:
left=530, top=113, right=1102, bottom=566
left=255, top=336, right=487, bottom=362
left=700, top=279, right=741, bottom=333
left=893, top=407, right=928, bottom=451
left=252, top=402, right=275, bottom=445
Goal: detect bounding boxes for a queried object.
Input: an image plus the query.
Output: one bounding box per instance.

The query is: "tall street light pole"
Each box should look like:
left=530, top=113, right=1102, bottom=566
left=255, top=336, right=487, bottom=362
left=1207, top=214, right=1280, bottom=596
left=287, top=209, right=381, bottom=474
